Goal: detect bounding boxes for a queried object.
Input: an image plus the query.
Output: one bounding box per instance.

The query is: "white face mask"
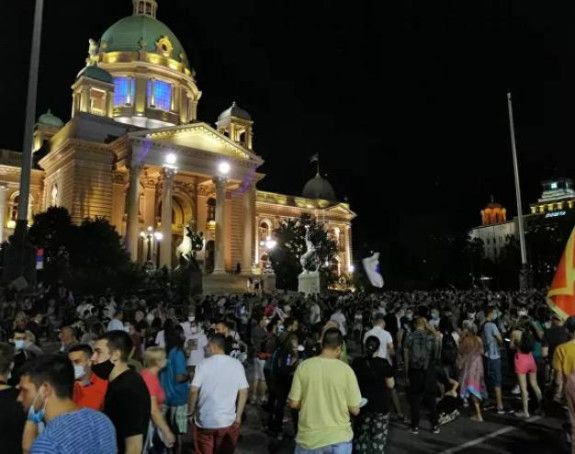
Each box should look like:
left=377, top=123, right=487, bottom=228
left=74, top=365, right=86, bottom=380
left=14, top=340, right=25, bottom=350
left=188, top=316, right=195, bottom=322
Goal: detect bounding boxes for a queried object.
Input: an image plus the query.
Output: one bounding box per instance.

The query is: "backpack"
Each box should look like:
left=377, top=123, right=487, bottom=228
left=519, top=327, right=535, bottom=354
left=409, top=331, right=434, bottom=371
left=441, top=333, right=458, bottom=366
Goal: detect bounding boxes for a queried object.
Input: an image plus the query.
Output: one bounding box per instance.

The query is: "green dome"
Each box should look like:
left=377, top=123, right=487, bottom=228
left=37, top=109, right=64, bottom=127
left=100, top=15, right=189, bottom=67
left=77, top=65, right=114, bottom=84
left=303, top=174, right=337, bottom=202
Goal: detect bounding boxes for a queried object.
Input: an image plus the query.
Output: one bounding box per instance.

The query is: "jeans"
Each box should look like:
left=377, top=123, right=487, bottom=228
left=295, top=441, right=353, bottom=454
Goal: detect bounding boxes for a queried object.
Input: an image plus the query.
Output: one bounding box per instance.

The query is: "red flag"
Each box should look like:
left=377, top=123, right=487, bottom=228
left=548, top=227, right=575, bottom=319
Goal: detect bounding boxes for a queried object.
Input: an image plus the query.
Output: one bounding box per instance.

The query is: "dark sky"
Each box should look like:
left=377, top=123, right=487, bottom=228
left=0, top=0, right=567, bottom=253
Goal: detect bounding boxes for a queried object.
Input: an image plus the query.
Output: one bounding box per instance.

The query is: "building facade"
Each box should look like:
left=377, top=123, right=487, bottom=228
left=470, top=178, right=575, bottom=261
left=0, top=0, right=355, bottom=275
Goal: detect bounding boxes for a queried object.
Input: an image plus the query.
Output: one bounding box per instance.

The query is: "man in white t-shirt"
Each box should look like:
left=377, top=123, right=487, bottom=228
left=185, top=322, right=208, bottom=372
left=330, top=308, right=347, bottom=337
left=363, top=313, right=394, bottom=360
left=188, top=334, right=249, bottom=453
left=309, top=301, right=322, bottom=325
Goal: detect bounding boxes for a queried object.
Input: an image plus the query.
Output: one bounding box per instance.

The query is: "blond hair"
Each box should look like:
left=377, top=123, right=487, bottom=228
left=143, top=346, right=166, bottom=368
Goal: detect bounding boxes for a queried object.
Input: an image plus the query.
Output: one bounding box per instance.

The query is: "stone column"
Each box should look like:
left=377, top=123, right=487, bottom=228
left=0, top=185, right=8, bottom=243
left=241, top=185, right=254, bottom=274
left=125, top=164, right=142, bottom=261
left=213, top=176, right=228, bottom=274
left=160, top=167, right=175, bottom=268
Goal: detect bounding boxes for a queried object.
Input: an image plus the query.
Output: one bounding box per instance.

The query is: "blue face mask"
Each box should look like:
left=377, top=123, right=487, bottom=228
left=28, top=389, right=47, bottom=424
left=492, top=312, right=498, bottom=321
left=14, top=340, right=25, bottom=351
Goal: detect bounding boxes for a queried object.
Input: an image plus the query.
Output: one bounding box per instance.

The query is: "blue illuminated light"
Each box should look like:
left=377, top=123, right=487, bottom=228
left=148, top=79, right=172, bottom=111
left=114, top=77, right=135, bottom=106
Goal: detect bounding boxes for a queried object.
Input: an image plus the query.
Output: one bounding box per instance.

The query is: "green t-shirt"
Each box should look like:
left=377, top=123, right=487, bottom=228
left=288, top=356, right=362, bottom=450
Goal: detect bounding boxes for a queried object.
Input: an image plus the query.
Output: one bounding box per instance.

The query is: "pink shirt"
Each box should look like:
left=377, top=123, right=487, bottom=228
left=141, top=369, right=165, bottom=407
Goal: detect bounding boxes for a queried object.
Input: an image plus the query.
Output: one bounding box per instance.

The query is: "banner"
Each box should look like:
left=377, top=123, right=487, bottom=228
left=362, top=252, right=384, bottom=288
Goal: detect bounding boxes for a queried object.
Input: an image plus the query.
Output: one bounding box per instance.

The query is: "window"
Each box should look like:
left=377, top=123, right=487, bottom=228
left=114, top=77, right=135, bottom=106
left=50, top=185, right=58, bottom=207
left=207, top=198, right=216, bottom=222
left=551, top=182, right=558, bottom=190
left=147, top=79, right=172, bottom=111
left=90, top=88, right=107, bottom=116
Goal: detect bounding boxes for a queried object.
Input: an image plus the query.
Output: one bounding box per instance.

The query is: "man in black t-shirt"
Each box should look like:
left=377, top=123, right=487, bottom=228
left=0, top=342, right=26, bottom=454
left=92, top=330, right=151, bottom=454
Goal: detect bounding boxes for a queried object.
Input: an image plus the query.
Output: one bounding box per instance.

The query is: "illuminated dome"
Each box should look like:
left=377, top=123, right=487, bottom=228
left=77, top=65, right=114, bottom=84
left=218, top=102, right=252, bottom=121
left=481, top=197, right=507, bottom=225
left=37, top=109, right=64, bottom=127
left=303, top=174, right=337, bottom=202
left=100, top=15, right=190, bottom=69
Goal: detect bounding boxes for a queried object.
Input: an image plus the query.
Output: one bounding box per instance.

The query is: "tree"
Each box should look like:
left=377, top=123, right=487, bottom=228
left=270, top=213, right=338, bottom=290
left=28, top=206, right=74, bottom=283
left=26, top=207, right=143, bottom=294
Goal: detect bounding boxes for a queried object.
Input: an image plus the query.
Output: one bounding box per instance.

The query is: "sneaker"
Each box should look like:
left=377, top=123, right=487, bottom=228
left=397, top=414, right=407, bottom=424
left=432, top=426, right=441, bottom=434
left=409, top=427, right=419, bottom=435
left=497, top=408, right=506, bottom=415
left=511, top=385, right=520, bottom=395
left=277, top=433, right=284, bottom=441
left=515, top=411, right=530, bottom=419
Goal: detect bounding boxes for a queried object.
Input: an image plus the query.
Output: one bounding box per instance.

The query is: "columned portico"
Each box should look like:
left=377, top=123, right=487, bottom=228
left=213, top=176, right=227, bottom=274
left=125, top=163, right=142, bottom=260
left=160, top=167, right=175, bottom=267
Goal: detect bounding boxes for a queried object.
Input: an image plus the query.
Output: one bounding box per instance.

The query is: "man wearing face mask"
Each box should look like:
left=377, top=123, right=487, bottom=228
left=17, top=354, right=116, bottom=454
left=0, top=342, right=26, bottom=454
left=92, top=330, right=151, bottom=454
left=68, top=344, right=108, bottom=411
left=9, top=328, right=38, bottom=386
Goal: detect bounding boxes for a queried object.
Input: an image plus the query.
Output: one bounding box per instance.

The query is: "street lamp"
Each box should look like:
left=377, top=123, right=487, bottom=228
left=165, top=153, right=177, bottom=168
left=218, top=161, right=231, bottom=176
left=265, top=237, right=277, bottom=250
left=140, top=226, right=160, bottom=267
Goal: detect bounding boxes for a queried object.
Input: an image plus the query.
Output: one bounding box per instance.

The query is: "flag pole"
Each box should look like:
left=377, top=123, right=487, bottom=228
left=507, top=91, right=529, bottom=289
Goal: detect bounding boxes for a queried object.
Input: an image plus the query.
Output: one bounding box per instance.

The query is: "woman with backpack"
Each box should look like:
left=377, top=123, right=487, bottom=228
left=439, top=317, right=460, bottom=381
left=510, top=316, right=543, bottom=418
left=161, top=324, right=191, bottom=454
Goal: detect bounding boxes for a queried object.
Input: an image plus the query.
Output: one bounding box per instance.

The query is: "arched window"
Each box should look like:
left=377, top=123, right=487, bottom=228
left=259, top=220, right=272, bottom=245
left=50, top=184, right=58, bottom=207
left=9, top=195, right=19, bottom=222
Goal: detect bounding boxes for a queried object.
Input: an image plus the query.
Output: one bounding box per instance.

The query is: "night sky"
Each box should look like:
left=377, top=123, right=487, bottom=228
left=0, top=0, right=566, bottom=256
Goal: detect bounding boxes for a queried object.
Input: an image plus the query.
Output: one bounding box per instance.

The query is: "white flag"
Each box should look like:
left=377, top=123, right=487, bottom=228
left=362, top=252, right=384, bottom=288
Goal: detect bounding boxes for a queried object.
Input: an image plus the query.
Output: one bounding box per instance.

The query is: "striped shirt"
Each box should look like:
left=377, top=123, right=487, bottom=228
left=31, top=408, right=117, bottom=454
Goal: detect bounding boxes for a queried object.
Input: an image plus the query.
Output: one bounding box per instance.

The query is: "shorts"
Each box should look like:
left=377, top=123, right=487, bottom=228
left=485, top=357, right=502, bottom=388
left=514, top=352, right=537, bottom=375
left=253, top=358, right=266, bottom=381
left=164, top=404, right=188, bottom=434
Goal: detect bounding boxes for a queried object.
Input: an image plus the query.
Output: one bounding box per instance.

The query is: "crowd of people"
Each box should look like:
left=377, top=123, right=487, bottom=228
left=1, top=284, right=575, bottom=454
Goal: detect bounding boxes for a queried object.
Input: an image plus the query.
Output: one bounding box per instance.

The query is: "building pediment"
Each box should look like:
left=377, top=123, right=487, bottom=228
left=129, top=122, right=263, bottom=166
left=324, top=203, right=357, bottom=219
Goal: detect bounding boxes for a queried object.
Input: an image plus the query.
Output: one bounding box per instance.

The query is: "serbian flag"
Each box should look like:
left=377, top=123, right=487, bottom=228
left=548, top=227, right=575, bottom=319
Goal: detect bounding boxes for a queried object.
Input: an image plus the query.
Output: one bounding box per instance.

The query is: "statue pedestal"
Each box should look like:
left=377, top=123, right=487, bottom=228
left=262, top=273, right=276, bottom=293
left=298, top=271, right=325, bottom=295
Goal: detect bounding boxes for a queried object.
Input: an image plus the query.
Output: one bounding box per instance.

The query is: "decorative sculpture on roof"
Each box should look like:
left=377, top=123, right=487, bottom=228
left=87, top=39, right=99, bottom=65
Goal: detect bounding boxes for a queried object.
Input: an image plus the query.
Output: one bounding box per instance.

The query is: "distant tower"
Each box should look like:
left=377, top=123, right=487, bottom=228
left=216, top=102, right=254, bottom=150
left=481, top=196, right=507, bottom=225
